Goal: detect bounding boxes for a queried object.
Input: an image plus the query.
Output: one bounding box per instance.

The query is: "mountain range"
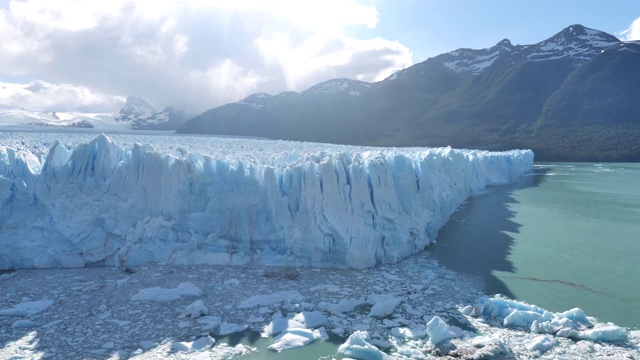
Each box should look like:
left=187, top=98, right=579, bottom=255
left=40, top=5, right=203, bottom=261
left=177, top=25, right=640, bottom=162
left=0, top=96, right=187, bottom=131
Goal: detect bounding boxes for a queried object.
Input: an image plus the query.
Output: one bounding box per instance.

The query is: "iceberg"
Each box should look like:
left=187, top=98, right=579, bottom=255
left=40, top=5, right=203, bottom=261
left=0, top=134, right=533, bottom=269
left=465, top=296, right=626, bottom=343
left=426, top=316, right=464, bottom=345
left=338, top=331, right=392, bottom=359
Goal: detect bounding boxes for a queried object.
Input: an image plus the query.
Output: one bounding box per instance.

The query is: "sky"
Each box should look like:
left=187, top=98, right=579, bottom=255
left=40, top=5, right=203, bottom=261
left=0, top=0, right=639, bottom=114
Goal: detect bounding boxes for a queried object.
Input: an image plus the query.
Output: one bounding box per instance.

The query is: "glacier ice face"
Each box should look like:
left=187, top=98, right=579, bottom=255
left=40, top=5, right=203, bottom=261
left=0, top=134, right=533, bottom=270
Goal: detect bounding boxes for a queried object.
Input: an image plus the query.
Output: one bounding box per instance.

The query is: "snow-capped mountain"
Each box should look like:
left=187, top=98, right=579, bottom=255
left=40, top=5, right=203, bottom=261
left=519, top=24, right=621, bottom=63
left=178, top=24, right=640, bottom=162
left=114, top=96, right=156, bottom=123
left=0, top=96, right=187, bottom=131
left=381, top=24, right=620, bottom=82
left=431, top=38, right=517, bottom=75
left=115, top=96, right=188, bottom=130
left=234, top=79, right=371, bottom=111
left=0, top=104, right=127, bottom=130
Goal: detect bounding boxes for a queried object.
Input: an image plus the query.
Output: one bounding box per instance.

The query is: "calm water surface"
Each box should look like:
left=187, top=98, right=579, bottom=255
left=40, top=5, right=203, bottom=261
left=431, top=163, right=640, bottom=329
left=212, top=163, right=639, bottom=357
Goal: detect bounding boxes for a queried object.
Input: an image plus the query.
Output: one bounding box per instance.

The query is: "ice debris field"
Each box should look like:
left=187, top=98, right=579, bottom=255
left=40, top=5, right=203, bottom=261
left=1, top=132, right=639, bottom=359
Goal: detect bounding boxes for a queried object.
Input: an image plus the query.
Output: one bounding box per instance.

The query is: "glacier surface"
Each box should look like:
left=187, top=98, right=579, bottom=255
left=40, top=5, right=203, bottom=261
left=0, top=133, right=533, bottom=269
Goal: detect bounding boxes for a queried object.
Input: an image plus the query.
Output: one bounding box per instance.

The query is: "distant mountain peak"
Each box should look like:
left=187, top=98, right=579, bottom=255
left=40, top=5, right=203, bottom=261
left=439, top=38, right=516, bottom=75
left=124, top=95, right=152, bottom=107
left=497, top=38, right=513, bottom=47
left=115, top=96, right=186, bottom=130
left=116, top=96, right=156, bottom=122
left=524, top=24, right=620, bottom=63
left=237, top=93, right=274, bottom=109
left=548, top=24, right=619, bottom=46
left=304, top=78, right=371, bottom=96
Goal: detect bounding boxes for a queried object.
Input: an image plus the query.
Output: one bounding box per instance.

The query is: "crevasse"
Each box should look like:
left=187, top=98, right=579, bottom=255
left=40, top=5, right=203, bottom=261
left=0, top=134, right=533, bottom=269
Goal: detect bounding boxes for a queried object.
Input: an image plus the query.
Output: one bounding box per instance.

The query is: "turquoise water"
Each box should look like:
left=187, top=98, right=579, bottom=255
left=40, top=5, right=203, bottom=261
left=431, top=163, right=640, bottom=329
left=215, top=331, right=347, bottom=359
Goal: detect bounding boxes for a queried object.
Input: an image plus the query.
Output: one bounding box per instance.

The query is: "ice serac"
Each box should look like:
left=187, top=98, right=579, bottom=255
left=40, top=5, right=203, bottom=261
left=0, top=135, right=533, bottom=270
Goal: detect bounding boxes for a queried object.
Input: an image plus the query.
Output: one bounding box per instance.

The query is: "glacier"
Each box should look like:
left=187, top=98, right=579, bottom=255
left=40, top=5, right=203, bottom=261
left=0, top=134, right=533, bottom=270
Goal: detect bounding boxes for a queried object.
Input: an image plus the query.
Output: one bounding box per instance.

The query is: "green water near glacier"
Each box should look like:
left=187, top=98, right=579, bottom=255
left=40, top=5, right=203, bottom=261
left=212, top=162, right=640, bottom=358
left=431, top=162, right=640, bottom=329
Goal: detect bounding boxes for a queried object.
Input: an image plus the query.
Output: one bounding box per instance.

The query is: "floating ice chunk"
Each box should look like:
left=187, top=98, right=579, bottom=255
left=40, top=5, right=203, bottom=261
left=130, top=282, right=203, bottom=301
left=310, top=284, right=341, bottom=292
left=12, top=319, right=39, bottom=328
left=0, top=299, right=54, bottom=317
left=558, top=308, right=591, bottom=325
left=391, top=326, right=425, bottom=340
left=319, top=298, right=366, bottom=314
left=367, top=294, right=398, bottom=304
left=469, top=295, right=629, bottom=344
left=218, top=322, right=248, bottom=336
left=577, top=325, right=626, bottom=342
left=368, top=298, right=402, bottom=318
left=197, top=315, right=222, bottom=329
left=426, top=316, right=463, bottom=345
left=471, top=335, right=504, bottom=349
left=170, top=342, right=190, bottom=352
left=181, top=300, right=208, bottom=318
left=526, top=335, right=556, bottom=353
left=210, top=343, right=257, bottom=358
left=191, top=336, right=215, bottom=351
left=459, top=304, right=483, bottom=317
left=318, top=327, right=330, bottom=341
left=504, top=309, right=553, bottom=328
left=531, top=319, right=561, bottom=334
left=237, top=291, right=303, bottom=309
left=268, top=328, right=321, bottom=352
left=477, top=296, right=546, bottom=319
left=338, top=331, right=392, bottom=360
left=263, top=312, right=306, bottom=336
left=292, top=311, right=328, bottom=328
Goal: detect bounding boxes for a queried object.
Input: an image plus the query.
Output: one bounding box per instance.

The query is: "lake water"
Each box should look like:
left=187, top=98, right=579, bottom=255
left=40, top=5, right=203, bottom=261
left=216, top=162, right=640, bottom=358
left=431, top=162, right=640, bottom=329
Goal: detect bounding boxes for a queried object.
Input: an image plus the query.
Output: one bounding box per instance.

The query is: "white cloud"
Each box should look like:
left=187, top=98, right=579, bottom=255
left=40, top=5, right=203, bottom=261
left=0, top=80, right=125, bottom=112
left=9, top=0, right=98, bottom=31
left=0, top=0, right=414, bottom=113
left=256, top=34, right=412, bottom=90
left=620, top=16, right=640, bottom=41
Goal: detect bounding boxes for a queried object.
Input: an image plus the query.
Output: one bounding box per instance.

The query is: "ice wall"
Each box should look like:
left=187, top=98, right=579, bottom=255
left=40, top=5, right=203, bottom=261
left=0, top=135, right=533, bottom=269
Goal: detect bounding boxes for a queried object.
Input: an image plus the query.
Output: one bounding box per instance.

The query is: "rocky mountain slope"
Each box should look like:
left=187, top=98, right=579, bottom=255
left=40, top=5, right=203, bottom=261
left=177, top=25, right=640, bottom=161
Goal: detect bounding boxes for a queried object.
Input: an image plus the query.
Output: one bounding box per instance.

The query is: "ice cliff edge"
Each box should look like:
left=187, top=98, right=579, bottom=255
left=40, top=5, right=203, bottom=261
left=0, top=135, right=533, bottom=269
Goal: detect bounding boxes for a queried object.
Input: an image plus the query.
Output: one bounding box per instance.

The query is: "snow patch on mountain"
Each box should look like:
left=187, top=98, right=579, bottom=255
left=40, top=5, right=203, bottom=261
left=441, top=39, right=515, bottom=74
left=304, top=78, right=371, bottom=96
left=526, top=25, right=619, bottom=62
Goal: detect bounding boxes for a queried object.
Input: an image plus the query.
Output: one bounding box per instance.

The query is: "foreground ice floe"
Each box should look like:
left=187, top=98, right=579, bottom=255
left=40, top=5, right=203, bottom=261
left=1, top=256, right=639, bottom=359
left=461, top=295, right=627, bottom=343
left=1, top=133, right=532, bottom=269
